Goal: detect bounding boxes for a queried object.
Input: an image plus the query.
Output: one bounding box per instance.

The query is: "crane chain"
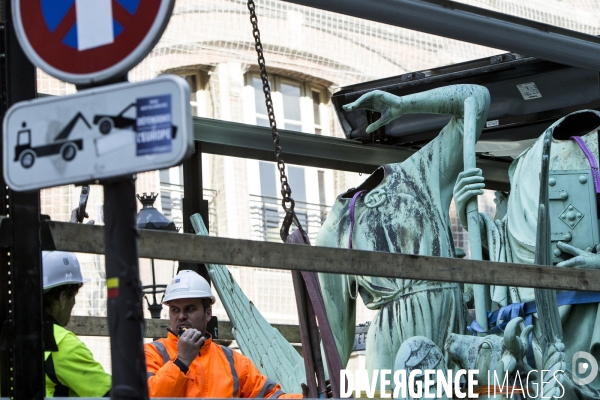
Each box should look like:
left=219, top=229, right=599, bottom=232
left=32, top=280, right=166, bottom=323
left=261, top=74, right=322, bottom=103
left=247, top=0, right=305, bottom=242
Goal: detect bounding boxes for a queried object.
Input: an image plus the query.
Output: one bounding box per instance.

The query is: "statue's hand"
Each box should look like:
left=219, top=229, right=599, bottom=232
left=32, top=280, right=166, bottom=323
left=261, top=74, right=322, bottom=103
left=342, top=90, right=403, bottom=133
left=453, top=168, right=485, bottom=229
left=556, top=242, right=600, bottom=269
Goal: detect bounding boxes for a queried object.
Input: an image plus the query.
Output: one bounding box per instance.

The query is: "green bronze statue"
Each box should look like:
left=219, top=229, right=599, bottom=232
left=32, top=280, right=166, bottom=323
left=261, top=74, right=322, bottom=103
left=454, top=109, right=600, bottom=399
left=316, top=84, right=491, bottom=397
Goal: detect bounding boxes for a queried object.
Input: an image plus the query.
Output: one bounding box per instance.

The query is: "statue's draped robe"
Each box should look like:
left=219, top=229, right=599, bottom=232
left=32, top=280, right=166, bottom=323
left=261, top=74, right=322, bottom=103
left=481, top=113, right=600, bottom=392
left=317, top=115, right=470, bottom=375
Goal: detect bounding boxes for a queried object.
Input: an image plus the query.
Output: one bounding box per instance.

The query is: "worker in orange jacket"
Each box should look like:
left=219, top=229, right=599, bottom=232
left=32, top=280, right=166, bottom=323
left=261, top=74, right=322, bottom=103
left=145, top=270, right=304, bottom=398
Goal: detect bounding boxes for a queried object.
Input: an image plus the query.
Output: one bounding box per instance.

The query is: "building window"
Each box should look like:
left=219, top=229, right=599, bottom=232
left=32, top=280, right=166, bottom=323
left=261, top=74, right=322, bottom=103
left=280, top=80, right=302, bottom=132
left=312, top=90, right=323, bottom=134
left=247, top=73, right=327, bottom=135
left=252, top=76, right=271, bottom=128
left=247, top=73, right=330, bottom=243
left=171, top=70, right=209, bottom=118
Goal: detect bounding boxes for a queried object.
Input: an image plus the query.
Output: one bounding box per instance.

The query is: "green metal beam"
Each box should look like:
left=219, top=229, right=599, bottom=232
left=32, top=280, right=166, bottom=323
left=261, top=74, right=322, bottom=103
left=193, top=117, right=511, bottom=191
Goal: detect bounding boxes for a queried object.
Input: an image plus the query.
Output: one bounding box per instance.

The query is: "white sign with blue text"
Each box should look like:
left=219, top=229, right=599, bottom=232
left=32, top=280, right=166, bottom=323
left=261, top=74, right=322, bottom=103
left=136, top=94, right=173, bottom=156
left=2, top=75, right=193, bottom=191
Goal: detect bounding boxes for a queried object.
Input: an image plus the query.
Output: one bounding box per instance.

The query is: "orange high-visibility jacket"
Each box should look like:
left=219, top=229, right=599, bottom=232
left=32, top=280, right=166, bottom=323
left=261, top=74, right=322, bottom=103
left=145, top=333, right=303, bottom=398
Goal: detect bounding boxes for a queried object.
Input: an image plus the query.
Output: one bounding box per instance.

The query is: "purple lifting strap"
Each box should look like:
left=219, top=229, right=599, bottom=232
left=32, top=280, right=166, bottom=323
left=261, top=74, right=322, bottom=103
left=348, top=190, right=367, bottom=249
left=571, top=136, right=600, bottom=193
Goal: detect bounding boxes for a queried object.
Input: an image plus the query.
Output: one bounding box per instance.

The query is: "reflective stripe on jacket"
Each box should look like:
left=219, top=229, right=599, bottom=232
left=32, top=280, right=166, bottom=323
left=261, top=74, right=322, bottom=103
left=44, top=324, right=112, bottom=397
left=145, top=333, right=302, bottom=398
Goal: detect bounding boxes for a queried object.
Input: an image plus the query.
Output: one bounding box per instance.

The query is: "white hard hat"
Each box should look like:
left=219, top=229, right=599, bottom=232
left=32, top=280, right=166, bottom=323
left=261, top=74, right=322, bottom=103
left=42, top=251, right=90, bottom=291
left=163, top=270, right=215, bottom=304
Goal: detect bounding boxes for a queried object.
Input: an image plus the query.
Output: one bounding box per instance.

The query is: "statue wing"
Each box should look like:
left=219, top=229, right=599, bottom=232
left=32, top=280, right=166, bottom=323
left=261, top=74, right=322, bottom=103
left=190, top=214, right=305, bottom=393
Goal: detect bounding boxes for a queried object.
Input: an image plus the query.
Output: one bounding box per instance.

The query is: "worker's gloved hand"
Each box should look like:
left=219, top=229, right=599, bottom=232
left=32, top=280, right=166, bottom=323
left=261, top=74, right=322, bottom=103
left=453, top=167, right=485, bottom=230
left=176, top=328, right=205, bottom=367
left=69, top=207, right=95, bottom=225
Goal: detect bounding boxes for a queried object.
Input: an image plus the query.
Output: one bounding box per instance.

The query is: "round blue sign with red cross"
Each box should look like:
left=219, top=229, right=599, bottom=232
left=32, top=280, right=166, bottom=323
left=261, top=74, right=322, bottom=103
left=13, top=0, right=174, bottom=85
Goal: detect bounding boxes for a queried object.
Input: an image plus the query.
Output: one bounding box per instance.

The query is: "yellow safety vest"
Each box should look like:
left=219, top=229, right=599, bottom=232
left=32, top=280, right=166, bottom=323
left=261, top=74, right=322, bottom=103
left=44, top=324, right=111, bottom=397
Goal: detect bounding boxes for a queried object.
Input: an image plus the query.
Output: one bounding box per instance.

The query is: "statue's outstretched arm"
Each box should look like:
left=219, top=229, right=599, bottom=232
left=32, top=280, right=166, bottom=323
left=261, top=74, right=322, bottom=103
left=343, top=84, right=490, bottom=134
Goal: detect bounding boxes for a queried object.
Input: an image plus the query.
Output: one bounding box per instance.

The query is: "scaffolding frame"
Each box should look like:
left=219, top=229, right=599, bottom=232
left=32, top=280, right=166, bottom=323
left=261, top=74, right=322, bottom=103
left=42, top=220, right=600, bottom=292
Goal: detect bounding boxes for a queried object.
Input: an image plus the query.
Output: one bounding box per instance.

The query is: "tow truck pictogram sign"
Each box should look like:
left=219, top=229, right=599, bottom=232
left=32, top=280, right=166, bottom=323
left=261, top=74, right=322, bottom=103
left=15, top=112, right=89, bottom=169
left=3, top=75, right=192, bottom=191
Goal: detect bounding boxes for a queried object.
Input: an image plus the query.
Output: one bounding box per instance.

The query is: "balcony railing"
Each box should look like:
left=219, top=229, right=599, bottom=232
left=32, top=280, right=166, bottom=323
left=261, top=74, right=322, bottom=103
left=158, top=182, right=218, bottom=236
left=249, top=194, right=331, bottom=243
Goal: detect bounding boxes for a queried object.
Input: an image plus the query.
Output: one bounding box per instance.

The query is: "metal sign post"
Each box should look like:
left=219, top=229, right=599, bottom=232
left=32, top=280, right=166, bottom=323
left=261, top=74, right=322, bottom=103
left=6, top=1, right=185, bottom=399
left=104, top=176, right=148, bottom=399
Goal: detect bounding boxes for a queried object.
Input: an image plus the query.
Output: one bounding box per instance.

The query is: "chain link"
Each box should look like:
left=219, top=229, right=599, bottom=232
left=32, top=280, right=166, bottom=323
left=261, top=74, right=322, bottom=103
left=247, top=0, right=295, bottom=213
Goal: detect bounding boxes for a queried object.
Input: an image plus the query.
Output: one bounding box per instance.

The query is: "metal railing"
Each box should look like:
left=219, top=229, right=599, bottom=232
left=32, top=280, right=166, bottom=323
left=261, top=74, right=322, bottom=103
left=249, top=194, right=331, bottom=243
left=158, top=181, right=218, bottom=236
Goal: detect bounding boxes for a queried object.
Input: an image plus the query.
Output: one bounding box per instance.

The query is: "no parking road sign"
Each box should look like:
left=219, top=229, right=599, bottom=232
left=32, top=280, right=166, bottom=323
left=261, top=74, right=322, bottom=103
left=13, top=0, right=175, bottom=85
